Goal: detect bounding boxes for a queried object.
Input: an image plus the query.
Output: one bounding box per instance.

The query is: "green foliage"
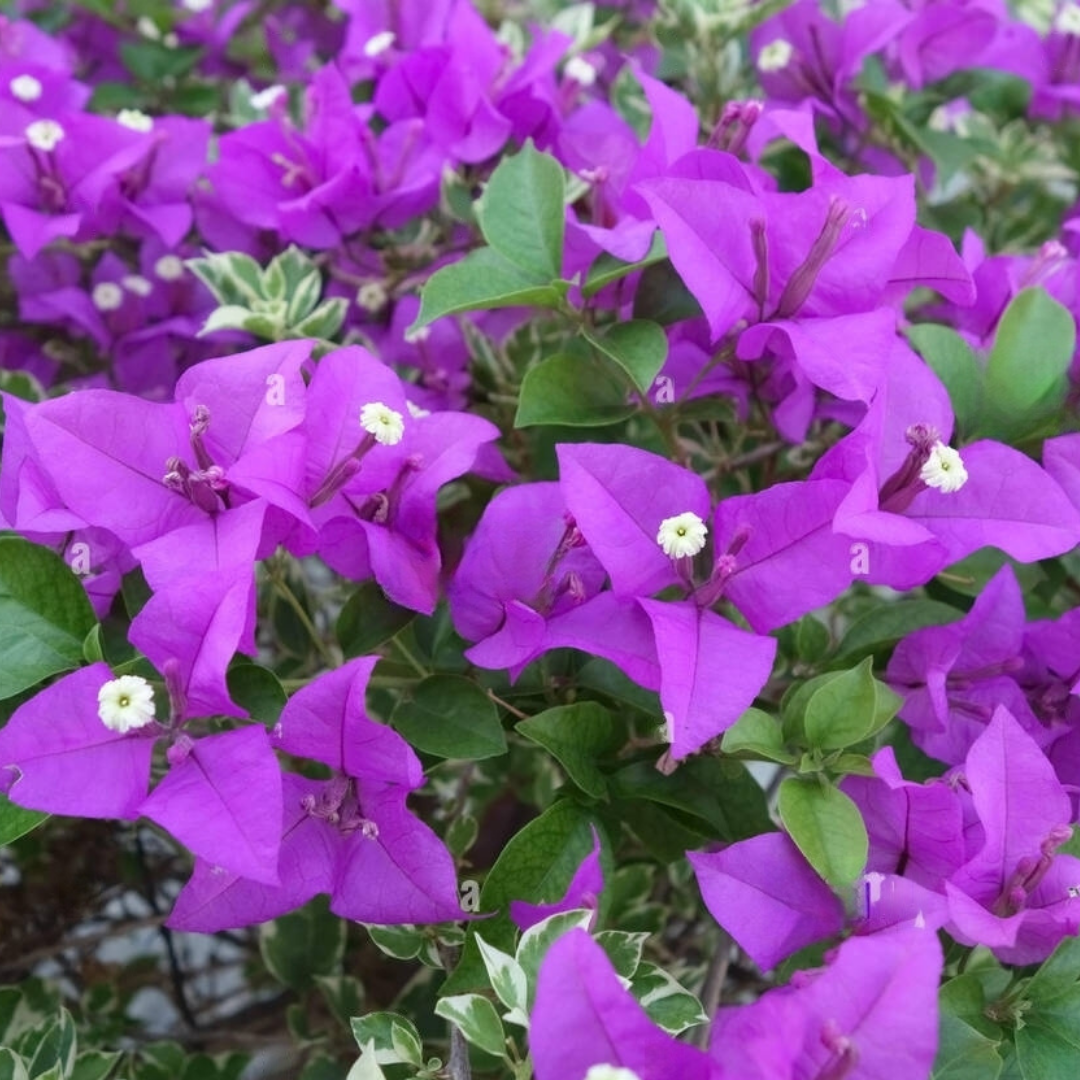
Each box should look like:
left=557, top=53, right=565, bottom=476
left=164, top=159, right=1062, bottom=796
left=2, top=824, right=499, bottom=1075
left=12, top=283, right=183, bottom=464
left=515, top=350, right=637, bottom=427
left=188, top=247, right=346, bottom=346
left=412, top=142, right=571, bottom=329
left=777, top=777, right=868, bottom=893
left=0, top=536, right=97, bottom=700
left=515, top=702, right=623, bottom=797
left=980, top=287, right=1075, bottom=443
left=259, top=899, right=346, bottom=991
left=391, top=675, right=507, bottom=760
left=0, top=796, right=48, bottom=846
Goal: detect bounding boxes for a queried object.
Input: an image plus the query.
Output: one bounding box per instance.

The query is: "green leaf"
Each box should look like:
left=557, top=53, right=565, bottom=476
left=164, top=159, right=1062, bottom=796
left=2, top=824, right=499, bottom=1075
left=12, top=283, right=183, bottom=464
left=441, top=802, right=606, bottom=996
left=584, top=320, right=669, bottom=395
left=1015, top=986, right=1080, bottom=1080
left=476, top=140, right=565, bottom=280
left=0, top=370, right=45, bottom=405
left=336, top=583, right=415, bottom=657
left=802, top=657, right=902, bottom=751
left=344, top=1042, right=387, bottom=1080
left=595, top=929, right=648, bottom=978
left=832, top=599, right=962, bottom=665
left=0, top=537, right=97, bottom=699
left=610, top=757, right=773, bottom=841
left=474, top=936, right=529, bottom=1019
left=982, top=287, right=1075, bottom=440
left=630, top=962, right=708, bottom=1035
left=613, top=799, right=712, bottom=862
left=0, top=797, right=48, bottom=847
left=0, top=1050, right=28, bottom=1080
left=411, top=248, right=568, bottom=330
left=292, top=298, right=348, bottom=340
left=363, top=924, right=425, bottom=962
left=905, top=324, right=984, bottom=436
left=632, top=260, right=703, bottom=324
left=516, top=702, right=621, bottom=798
left=515, top=351, right=636, bottom=428
left=1026, top=936, right=1080, bottom=1003
left=81, top=625, right=104, bottom=665
left=258, top=898, right=346, bottom=990
left=777, top=778, right=868, bottom=892
left=349, top=1014, right=423, bottom=1068
left=721, top=707, right=796, bottom=764
left=391, top=675, right=507, bottom=760
left=26, top=1010, right=76, bottom=1080
left=515, top=909, right=594, bottom=997
left=582, top=232, right=667, bottom=298
left=225, top=663, right=286, bottom=727
left=932, top=1012, right=1002, bottom=1080
left=186, top=251, right=266, bottom=307
left=69, top=1051, right=120, bottom=1080
left=314, top=976, right=365, bottom=1030
left=435, top=996, right=507, bottom=1059
left=120, top=41, right=200, bottom=83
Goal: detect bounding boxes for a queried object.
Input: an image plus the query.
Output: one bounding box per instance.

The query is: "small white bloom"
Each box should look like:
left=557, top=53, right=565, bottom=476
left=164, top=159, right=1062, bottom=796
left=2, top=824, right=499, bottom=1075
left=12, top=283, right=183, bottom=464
left=657, top=511, right=708, bottom=559
left=162, top=31, right=179, bottom=49
left=154, top=254, right=185, bottom=281
left=565, top=55, right=597, bottom=86
left=356, top=281, right=388, bottom=312
left=584, top=1067, right=643, bottom=1080
left=25, top=118, right=64, bottom=152
left=122, top=274, right=153, bottom=297
left=250, top=84, right=286, bottom=110
left=97, top=675, right=156, bottom=734
left=757, top=38, right=794, bottom=73
left=91, top=282, right=124, bottom=312
left=360, top=402, right=405, bottom=445
left=920, top=441, right=968, bottom=493
left=1056, top=2, right=1080, bottom=35
left=182, top=0, right=215, bottom=11
left=117, top=108, right=154, bottom=133
left=136, top=15, right=161, bottom=40
left=406, top=401, right=431, bottom=419
left=404, top=324, right=431, bottom=345
left=363, top=30, right=396, bottom=58
left=10, top=74, right=42, bottom=102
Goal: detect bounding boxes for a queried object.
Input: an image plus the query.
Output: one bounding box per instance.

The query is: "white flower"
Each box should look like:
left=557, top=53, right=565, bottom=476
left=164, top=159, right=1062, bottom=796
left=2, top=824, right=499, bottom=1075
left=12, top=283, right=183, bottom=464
left=182, top=0, right=214, bottom=11
left=1057, top=3, right=1080, bottom=35
left=10, top=74, right=42, bottom=102
left=117, top=108, right=154, bottom=133
left=122, top=274, right=153, bottom=297
left=363, top=30, right=396, bottom=58
left=360, top=402, right=405, bottom=445
left=584, top=1067, right=642, bottom=1080
left=25, top=119, right=64, bottom=152
left=154, top=254, right=185, bottom=281
left=91, top=282, right=124, bottom=312
left=250, top=84, right=286, bottom=110
left=404, top=324, right=431, bottom=345
left=406, top=401, right=431, bottom=419
left=97, top=676, right=156, bottom=734
left=136, top=15, right=161, bottom=40
left=356, top=281, right=388, bottom=312
left=565, top=55, right=597, bottom=86
left=920, top=441, right=968, bottom=493
left=757, top=38, right=794, bottom=73
left=657, top=511, right=708, bottom=558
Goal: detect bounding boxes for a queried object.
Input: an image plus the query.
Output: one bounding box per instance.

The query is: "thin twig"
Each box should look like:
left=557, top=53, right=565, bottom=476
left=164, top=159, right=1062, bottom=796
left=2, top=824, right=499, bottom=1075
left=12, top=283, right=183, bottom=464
left=134, top=830, right=199, bottom=1030
left=694, top=929, right=733, bottom=1049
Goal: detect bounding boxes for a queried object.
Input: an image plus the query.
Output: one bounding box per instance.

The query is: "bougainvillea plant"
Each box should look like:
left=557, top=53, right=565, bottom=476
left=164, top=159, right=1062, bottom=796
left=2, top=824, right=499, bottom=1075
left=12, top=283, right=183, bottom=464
left=8, top=0, right=1080, bottom=1078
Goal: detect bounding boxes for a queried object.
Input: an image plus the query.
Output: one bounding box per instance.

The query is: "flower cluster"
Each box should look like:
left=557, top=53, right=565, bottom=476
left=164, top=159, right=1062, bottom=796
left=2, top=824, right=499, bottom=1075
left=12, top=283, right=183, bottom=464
left=6, top=0, right=1080, bottom=1076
